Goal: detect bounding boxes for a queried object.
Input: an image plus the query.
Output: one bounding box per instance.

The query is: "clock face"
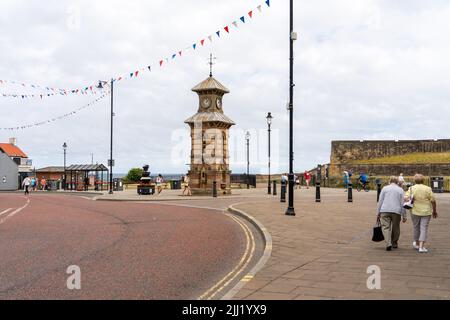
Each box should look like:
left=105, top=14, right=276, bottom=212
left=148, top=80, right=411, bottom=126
left=216, top=98, right=222, bottom=109
left=202, top=98, right=211, bottom=109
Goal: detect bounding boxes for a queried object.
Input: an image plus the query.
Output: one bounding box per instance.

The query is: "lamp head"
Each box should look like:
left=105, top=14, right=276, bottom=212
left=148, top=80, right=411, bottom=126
left=63, top=142, right=67, bottom=149
left=245, top=131, right=251, bottom=140
left=266, top=112, right=273, bottom=125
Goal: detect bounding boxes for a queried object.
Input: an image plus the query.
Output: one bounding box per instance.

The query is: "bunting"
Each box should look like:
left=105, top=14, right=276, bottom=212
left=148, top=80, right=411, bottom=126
left=0, top=92, right=110, bottom=131
left=0, top=0, right=272, bottom=101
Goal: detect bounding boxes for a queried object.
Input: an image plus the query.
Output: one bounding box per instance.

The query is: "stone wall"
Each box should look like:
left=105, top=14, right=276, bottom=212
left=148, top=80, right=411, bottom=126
left=330, top=139, right=450, bottom=176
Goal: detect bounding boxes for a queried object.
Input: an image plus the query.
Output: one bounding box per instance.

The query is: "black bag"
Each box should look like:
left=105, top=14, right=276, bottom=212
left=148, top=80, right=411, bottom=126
left=372, top=217, right=385, bottom=242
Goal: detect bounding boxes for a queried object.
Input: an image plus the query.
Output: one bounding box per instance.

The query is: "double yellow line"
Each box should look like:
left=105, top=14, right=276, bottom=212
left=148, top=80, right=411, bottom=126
left=198, top=214, right=255, bottom=300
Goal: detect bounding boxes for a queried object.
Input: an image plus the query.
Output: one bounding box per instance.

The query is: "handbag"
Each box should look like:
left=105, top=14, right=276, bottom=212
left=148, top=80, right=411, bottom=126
left=372, top=216, right=385, bottom=242
left=403, top=186, right=414, bottom=210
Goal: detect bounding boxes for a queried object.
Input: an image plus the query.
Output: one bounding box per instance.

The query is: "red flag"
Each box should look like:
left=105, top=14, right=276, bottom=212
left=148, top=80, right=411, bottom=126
left=248, top=11, right=253, bottom=18
left=201, top=39, right=205, bottom=46
left=135, top=71, right=139, bottom=77
left=224, top=26, right=229, bottom=33
left=160, top=60, right=164, bottom=66
left=179, top=51, right=182, bottom=56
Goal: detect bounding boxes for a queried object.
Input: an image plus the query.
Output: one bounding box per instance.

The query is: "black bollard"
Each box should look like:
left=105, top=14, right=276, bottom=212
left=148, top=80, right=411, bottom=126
left=280, top=181, right=286, bottom=203
left=316, top=181, right=321, bottom=203
left=348, top=182, right=353, bottom=203
left=273, top=181, right=277, bottom=196
left=213, top=181, right=217, bottom=198
left=377, top=184, right=382, bottom=202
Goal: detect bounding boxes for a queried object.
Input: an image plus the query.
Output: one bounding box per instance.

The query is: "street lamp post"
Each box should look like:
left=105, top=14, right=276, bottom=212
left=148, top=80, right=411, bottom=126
left=97, top=79, right=115, bottom=195
left=63, top=142, right=67, bottom=190
left=245, top=131, right=251, bottom=189
left=286, top=0, right=296, bottom=216
left=266, top=113, right=273, bottom=195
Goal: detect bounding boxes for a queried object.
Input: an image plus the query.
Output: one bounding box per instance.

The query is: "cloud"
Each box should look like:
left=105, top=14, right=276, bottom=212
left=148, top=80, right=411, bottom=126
left=0, top=0, right=449, bottom=175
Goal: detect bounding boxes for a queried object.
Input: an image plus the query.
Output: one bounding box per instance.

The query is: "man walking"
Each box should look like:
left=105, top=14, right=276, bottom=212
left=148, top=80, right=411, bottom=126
left=22, top=176, right=31, bottom=195
left=377, top=176, right=407, bottom=251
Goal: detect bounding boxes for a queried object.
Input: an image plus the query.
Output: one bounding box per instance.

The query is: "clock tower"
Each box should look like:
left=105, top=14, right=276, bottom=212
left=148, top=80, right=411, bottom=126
left=185, top=72, right=235, bottom=195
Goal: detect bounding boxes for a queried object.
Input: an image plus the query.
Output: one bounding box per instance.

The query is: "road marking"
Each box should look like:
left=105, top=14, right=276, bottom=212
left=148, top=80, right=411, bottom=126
left=0, top=198, right=30, bottom=225
left=198, top=214, right=256, bottom=300
left=0, top=208, right=12, bottom=217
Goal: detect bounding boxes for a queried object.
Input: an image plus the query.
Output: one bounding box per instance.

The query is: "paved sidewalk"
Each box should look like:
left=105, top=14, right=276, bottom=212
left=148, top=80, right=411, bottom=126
left=230, top=188, right=450, bottom=300
left=95, top=187, right=267, bottom=201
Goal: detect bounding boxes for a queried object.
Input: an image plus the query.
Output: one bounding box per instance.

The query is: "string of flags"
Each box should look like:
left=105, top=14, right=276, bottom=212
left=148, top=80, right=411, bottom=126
left=0, top=0, right=271, bottom=100
left=0, top=92, right=110, bottom=131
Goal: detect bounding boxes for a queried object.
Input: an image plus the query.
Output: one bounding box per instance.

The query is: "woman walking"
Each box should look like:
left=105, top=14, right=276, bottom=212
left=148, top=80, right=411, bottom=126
left=377, top=176, right=407, bottom=251
left=405, top=174, right=438, bottom=253
left=156, top=174, right=164, bottom=195
left=182, top=174, right=192, bottom=196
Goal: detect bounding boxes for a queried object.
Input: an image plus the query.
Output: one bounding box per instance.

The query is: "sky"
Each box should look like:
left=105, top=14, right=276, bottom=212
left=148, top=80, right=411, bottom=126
left=0, top=0, right=449, bottom=175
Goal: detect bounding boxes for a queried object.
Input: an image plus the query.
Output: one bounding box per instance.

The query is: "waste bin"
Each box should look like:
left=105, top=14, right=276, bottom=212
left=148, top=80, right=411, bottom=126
left=171, top=180, right=181, bottom=190
left=430, top=177, right=444, bottom=193
left=113, top=178, right=124, bottom=191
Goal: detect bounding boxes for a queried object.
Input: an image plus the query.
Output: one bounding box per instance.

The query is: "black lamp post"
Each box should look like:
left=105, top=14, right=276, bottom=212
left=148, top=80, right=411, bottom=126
left=97, top=79, right=115, bottom=195
left=266, top=112, right=273, bottom=195
left=245, top=131, right=251, bottom=189
left=286, top=0, right=297, bottom=216
left=63, top=142, right=67, bottom=190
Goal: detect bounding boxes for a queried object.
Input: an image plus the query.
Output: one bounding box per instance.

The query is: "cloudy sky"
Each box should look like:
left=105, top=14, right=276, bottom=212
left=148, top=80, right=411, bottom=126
left=0, top=0, right=449, bottom=175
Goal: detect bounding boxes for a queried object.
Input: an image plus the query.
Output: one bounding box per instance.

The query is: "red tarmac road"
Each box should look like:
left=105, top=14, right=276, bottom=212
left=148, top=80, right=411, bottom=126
left=0, top=193, right=250, bottom=299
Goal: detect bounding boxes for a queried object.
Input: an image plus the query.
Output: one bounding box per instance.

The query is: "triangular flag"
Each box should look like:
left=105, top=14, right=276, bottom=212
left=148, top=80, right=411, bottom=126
left=172, top=54, right=176, bottom=59
left=240, top=16, right=245, bottom=23
left=160, top=60, right=164, bottom=66
left=232, top=21, right=238, bottom=28
left=257, top=5, right=262, bottom=12
left=135, top=71, right=139, bottom=77
left=130, top=72, right=134, bottom=78
left=208, top=35, right=213, bottom=42
left=224, top=26, right=229, bottom=33
left=200, top=39, right=205, bottom=46
left=193, top=43, right=197, bottom=50
left=179, top=51, right=182, bottom=56
left=248, top=11, right=253, bottom=18
left=266, top=0, right=270, bottom=7
left=147, top=66, right=151, bottom=71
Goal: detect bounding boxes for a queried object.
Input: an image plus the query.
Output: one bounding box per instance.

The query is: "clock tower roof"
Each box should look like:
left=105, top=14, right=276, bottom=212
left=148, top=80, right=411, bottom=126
left=191, top=76, right=230, bottom=94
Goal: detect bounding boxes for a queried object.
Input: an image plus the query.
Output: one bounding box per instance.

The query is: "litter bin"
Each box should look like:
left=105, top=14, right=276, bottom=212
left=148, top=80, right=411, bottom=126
left=430, top=177, right=444, bottom=193
left=171, top=180, right=181, bottom=190
left=113, top=178, right=124, bottom=191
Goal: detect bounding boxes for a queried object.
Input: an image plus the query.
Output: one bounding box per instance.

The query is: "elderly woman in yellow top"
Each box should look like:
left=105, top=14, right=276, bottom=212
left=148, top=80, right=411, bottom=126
left=405, top=174, right=438, bottom=253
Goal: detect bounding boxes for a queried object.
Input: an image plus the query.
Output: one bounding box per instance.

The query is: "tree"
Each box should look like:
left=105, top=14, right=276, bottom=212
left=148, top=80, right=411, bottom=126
left=125, top=168, right=143, bottom=182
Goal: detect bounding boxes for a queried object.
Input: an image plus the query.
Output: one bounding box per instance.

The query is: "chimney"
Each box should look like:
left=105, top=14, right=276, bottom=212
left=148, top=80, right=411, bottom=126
left=9, top=137, right=17, bottom=145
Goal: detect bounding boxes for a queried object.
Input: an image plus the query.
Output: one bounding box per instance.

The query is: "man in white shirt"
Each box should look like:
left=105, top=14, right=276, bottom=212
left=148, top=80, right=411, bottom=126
left=22, top=176, right=31, bottom=195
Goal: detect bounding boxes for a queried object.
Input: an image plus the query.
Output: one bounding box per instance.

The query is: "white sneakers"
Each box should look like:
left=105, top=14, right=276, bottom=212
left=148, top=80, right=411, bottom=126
left=413, top=242, right=429, bottom=253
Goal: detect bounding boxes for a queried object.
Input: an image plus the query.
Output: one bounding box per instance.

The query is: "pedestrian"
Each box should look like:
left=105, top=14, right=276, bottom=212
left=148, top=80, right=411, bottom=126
left=30, top=177, right=36, bottom=192
left=304, top=171, right=311, bottom=189
left=40, top=178, right=47, bottom=191
left=22, top=176, right=31, bottom=195
left=156, top=174, right=164, bottom=195
left=398, top=173, right=405, bottom=188
left=377, top=176, right=407, bottom=251
left=182, top=174, right=192, bottom=196
left=405, top=174, right=438, bottom=253
left=295, top=175, right=301, bottom=189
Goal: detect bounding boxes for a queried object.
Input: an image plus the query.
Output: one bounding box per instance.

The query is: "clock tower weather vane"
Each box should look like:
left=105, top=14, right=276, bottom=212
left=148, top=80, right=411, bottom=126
left=208, top=53, right=217, bottom=77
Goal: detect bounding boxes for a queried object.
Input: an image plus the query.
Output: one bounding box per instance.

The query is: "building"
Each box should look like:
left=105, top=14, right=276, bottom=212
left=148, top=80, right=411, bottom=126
left=0, top=138, right=32, bottom=188
left=0, top=138, right=33, bottom=181
left=0, top=152, right=19, bottom=191
left=35, top=166, right=65, bottom=189
left=185, top=73, right=235, bottom=195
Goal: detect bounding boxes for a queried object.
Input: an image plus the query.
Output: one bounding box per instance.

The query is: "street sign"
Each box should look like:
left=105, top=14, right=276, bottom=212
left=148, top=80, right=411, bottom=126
left=108, top=159, right=115, bottom=167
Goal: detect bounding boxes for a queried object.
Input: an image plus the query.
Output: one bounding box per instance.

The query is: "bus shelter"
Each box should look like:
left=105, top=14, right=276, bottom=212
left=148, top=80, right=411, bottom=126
left=65, top=164, right=109, bottom=191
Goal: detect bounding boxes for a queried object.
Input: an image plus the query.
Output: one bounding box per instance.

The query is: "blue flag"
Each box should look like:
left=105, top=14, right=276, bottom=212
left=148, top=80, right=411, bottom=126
left=266, top=0, right=270, bottom=7
left=216, top=31, right=220, bottom=37
left=240, top=16, right=245, bottom=23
